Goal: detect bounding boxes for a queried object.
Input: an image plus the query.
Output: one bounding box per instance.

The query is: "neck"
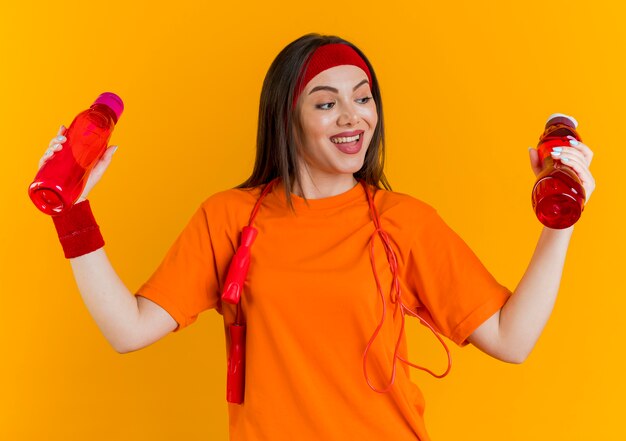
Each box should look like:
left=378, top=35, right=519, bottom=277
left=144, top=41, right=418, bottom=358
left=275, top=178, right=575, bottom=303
left=292, top=173, right=358, bottom=199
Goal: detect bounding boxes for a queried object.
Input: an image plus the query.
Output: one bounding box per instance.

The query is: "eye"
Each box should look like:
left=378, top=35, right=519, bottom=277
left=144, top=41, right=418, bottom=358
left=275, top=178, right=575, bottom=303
left=356, top=96, right=373, bottom=104
left=315, top=102, right=335, bottom=110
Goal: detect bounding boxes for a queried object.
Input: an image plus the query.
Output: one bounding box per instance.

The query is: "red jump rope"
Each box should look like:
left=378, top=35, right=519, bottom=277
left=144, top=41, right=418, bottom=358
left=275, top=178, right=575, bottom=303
left=221, top=178, right=451, bottom=404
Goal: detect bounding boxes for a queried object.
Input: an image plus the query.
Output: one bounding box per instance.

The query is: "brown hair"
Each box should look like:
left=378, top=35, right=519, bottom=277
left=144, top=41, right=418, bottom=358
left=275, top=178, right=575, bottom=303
left=237, top=33, right=391, bottom=208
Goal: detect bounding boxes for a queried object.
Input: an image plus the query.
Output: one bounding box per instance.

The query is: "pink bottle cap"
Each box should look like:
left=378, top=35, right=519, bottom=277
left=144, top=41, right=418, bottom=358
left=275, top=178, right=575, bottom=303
left=93, top=92, right=124, bottom=121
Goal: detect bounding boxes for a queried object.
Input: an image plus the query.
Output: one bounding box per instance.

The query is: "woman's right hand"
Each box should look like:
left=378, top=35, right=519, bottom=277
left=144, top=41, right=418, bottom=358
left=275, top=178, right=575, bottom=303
left=39, top=125, right=119, bottom=203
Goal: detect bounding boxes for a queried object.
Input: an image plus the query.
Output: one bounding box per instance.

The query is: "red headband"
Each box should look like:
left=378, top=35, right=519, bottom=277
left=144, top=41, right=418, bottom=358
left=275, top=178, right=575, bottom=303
left=292, top=43, right=373, bottom=110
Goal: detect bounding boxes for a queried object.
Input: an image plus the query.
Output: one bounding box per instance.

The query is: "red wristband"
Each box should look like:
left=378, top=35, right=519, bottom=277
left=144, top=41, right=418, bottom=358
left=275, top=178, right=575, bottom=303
left=52, top=200, right=105, bottom=258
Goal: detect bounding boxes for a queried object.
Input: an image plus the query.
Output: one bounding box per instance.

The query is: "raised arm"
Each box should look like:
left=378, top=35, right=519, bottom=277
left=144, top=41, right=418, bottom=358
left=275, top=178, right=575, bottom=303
left=40, top=126, right=177, bottom=353
left=468, top=138, right=595, bottom=363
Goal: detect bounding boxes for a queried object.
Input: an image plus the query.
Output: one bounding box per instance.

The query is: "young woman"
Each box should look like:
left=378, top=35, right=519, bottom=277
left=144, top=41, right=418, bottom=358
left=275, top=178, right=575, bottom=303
left=40, top=33, right=596, bottom=440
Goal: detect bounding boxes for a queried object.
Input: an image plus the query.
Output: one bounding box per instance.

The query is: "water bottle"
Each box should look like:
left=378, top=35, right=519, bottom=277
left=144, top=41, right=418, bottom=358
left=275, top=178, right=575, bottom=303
left=531, top=113, right=585, bottom=229
left=29, top=92, right=124, bottom=215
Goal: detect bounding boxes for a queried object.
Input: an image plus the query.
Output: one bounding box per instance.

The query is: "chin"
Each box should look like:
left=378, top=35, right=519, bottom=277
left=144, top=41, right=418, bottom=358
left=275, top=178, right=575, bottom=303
left=337, top=160, right=366, bottom=175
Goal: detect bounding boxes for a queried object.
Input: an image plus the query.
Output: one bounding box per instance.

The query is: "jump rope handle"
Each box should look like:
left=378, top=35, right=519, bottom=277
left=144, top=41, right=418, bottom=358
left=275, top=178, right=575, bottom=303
left=226, top=323, right=246, bottom=404
left=223, top=226, right=258, bottom=403
left=222, top=181, right=277, bottom=405
left=222, top=226, right=258, bottom=304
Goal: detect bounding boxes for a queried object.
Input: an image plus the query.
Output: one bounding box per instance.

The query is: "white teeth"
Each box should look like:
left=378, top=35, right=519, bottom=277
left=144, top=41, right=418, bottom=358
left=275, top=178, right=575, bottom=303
left=330, top=133, right=360, bottom=144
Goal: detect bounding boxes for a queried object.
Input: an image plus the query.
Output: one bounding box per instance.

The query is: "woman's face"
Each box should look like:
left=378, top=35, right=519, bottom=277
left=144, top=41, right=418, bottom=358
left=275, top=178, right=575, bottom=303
left=295, top=65, right=378, bottom=184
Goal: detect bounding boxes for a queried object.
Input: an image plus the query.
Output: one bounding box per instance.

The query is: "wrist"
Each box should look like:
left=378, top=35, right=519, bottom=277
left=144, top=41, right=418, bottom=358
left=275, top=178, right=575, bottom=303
left=543, top=225, right=574, bottom=235
left=52, top=200, right=105, bottom=258
left=540, top=225, right=574, bottom=248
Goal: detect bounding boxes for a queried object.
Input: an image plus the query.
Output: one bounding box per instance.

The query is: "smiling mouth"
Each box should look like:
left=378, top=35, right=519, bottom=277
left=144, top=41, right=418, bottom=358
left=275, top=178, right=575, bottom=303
left=330, top=133, right=362, bottom=144
left=330, top=132, right=365, bottom=155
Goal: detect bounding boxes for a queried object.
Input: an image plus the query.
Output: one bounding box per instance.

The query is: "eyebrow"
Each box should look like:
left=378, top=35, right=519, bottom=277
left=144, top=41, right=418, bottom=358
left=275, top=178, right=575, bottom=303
left=308, top=79, right=370, bottom=95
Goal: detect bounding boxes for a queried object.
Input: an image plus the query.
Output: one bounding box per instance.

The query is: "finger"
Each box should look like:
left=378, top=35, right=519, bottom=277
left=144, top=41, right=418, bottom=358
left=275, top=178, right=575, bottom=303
left=102, top=145, right=118, bottom=167
left=43, top=144, right=62, bottom=159
left=90, top=146, right=118, bottom=177
left=105, top=145, right=119, bottom=158
left=38, top=150, right=54, bottom=169
left=39, top=142, right=64, bottom=169
left=528, top=147, right=542, bottom=175
left=568, top=141, right=593, bottom=166
left=97, top=145, right=118, bottom=165
left=49, top=143, right=63, bottom=152
left=558, top=155, right=591, bottom=180
left=566, top=136, right=594, bottom=166
left=56, top=125, right=66, bottom=136
left=48, top=134, right=66, bottom=149
left=554, top=156, right=595, bottom=197
left=550, top=147, right=588, bottom=165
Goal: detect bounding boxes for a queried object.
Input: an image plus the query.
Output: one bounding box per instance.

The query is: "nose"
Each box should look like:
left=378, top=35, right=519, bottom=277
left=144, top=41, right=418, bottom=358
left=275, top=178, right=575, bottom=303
left=337, top=100, right=360, bottom=126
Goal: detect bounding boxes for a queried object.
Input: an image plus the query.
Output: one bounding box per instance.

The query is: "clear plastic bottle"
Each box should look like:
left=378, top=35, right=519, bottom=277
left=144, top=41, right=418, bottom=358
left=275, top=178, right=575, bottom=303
left=531, top=113, right=585, bottom=229
left=29, top=92, right=124, bottom=215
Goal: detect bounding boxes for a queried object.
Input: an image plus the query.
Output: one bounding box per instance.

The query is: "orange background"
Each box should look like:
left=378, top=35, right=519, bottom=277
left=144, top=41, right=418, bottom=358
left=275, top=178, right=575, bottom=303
left=1, top=0, right=624, bottom=439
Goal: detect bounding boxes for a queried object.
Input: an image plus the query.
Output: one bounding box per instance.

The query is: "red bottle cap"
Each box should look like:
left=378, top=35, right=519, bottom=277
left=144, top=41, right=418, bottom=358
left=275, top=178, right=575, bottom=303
left=93, top=92, right=124, bottom=121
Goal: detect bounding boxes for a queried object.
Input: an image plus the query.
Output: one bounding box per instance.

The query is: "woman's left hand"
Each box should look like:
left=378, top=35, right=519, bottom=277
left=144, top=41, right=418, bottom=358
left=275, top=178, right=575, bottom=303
left=528, top=135, right=596, bottom=203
